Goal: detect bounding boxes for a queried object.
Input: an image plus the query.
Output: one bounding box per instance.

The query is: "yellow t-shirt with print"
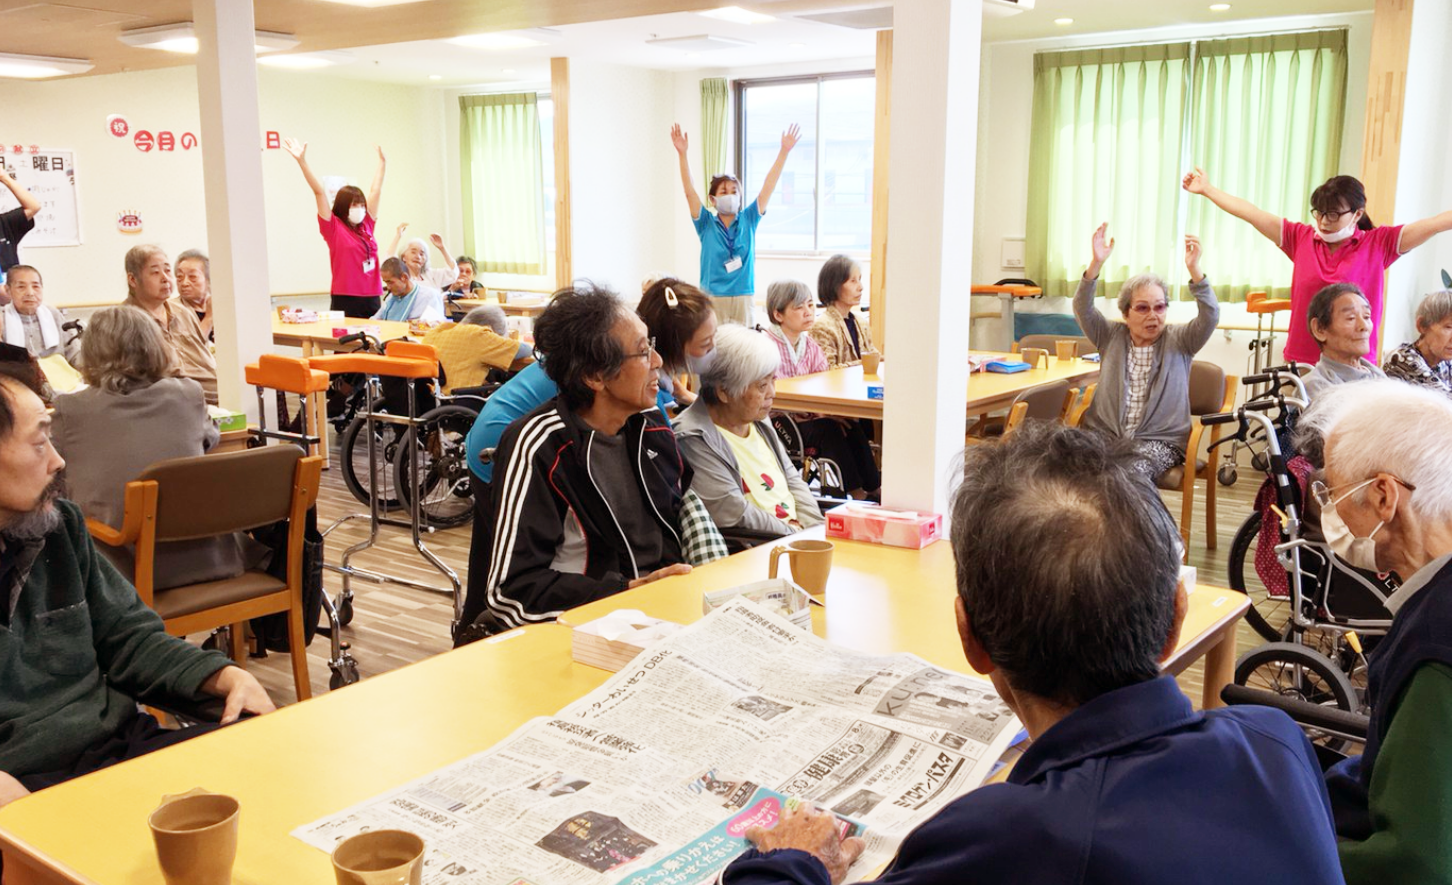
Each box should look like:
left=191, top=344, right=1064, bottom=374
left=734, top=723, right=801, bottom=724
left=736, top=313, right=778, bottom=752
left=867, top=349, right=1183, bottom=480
left=720, top=424, right=797, bottom=523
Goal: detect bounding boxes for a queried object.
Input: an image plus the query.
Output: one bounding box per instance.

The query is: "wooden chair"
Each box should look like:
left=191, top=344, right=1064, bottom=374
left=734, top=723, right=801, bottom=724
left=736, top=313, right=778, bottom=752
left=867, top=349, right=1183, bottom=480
left=1066, top=383, right=1096, bottom=427
left=1155, top=361, right=1237, bottom=558
left=967, top=379, right=1075, bottom=442
left=88, top=446, right=324, bottom=703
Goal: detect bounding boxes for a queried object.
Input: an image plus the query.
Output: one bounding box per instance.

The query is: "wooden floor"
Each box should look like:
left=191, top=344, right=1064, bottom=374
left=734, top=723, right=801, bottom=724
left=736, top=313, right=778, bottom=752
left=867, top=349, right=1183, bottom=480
left=240, top=442, right=1268, bottom=709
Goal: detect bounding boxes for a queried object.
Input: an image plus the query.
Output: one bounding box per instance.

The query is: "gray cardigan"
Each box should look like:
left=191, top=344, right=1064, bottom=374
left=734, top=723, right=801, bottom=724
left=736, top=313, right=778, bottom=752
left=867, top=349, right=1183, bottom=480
left=1073, top=275, right=1220, bottom=447
left=674, top=401, right=823, bottom=537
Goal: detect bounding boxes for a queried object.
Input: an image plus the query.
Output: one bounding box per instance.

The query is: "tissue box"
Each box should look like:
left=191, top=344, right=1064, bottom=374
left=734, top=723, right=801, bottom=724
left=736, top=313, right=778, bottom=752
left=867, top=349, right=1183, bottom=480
left=1178, top=565, right=1197, bottom=595
left=866, top=383, right=884, bottom=400
left=571, top=610, right=683, bottom=672
left=702, top=579, right=812, bottom=631
left=207, top=406, right=247, bottom=433
left=825, top=502, right=943, bottom=549
left=332, top=324, right=381, bottom=340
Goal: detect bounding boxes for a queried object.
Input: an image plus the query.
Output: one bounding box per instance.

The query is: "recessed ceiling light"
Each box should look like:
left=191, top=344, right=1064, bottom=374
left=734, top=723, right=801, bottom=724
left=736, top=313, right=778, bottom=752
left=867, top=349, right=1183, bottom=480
left=450, top=28, right=561, bottom=51
left=257, top=51, right=354, bottom=69
left=1209, top=3, right=1231, bottom=9
left=646, top=34, right=753, bottom=52
left=118, top=23, right=299, bottom=54
left=698, top=6, right=775, bottom=25
left=1054, top=17, right=1074, bottom=25
left=428, top=74, right=441, bottom=80
left=0, top=51, right=93, bottom=79
left=789, top=42, right=806, bottom=49
left=502, top=68, right=516, bottom=74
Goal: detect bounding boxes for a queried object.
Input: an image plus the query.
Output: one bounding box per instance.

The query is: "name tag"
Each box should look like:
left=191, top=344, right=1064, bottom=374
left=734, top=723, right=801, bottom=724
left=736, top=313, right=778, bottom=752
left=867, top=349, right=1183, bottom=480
left=362, top=257, right=376, bottom=274
left=723, top=256, right=742, bottom=273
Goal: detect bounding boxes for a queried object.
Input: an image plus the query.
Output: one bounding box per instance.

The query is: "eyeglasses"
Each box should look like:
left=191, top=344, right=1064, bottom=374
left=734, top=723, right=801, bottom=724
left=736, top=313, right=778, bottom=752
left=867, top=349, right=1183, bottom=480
left=1130, top=303, right=1168, bottom=316
left=1311, top=208, right=1356, bottom=224
left=1310, top=475, right=1416, bottom=509
left=626, top=337, right=657, bottom=363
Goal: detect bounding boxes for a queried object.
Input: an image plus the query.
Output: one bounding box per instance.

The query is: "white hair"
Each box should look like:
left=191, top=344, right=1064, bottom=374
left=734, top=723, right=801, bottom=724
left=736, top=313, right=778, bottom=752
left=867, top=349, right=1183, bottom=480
left=699, top=324, right=779, bottom=403
left=400, top=237, right=431, bottom=272
left=1299, top=379, right=1452, bottom=521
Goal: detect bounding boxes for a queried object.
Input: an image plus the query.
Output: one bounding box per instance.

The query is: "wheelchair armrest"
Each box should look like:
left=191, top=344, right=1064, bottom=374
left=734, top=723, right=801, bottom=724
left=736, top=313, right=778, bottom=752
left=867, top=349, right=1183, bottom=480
left=134, top=692, right=230, bottom=725
left=719, top=526, right=789, bottom=555
left=1220, top=684, right=1369, bottom=741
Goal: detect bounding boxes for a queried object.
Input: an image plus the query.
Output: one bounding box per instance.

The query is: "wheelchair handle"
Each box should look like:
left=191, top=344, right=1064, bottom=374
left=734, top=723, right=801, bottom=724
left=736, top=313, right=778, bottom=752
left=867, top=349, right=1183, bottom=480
left=1202, top=412, right=1239, bottom=426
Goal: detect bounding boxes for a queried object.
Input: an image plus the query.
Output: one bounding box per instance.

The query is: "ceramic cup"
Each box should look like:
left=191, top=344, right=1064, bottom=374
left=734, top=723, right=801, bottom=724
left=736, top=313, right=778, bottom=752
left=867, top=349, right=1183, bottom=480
left=332, top=829, right=426, bottom=885
left=861, top=352, right=882, bottom=376
left=1055, top=340, right=1077, bottom=361
left=148, top=790, right=240, bottom=885
left=768, top=539, right=835, bottom=596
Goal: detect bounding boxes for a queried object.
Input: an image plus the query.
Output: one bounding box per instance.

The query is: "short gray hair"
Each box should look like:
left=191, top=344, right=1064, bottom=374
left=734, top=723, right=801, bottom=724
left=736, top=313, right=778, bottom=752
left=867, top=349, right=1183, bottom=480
left=123, top=244, right=167, bottom=296
left=80, top=305, right=174, bottom=394
left=698, top=324, right=779, bottom=405
left=766, top=280, right=813, bottom=325
left=1415, top=290, right=1452, bottom=335
left=1298, top=379, right=1452, bottom=521
left=176, top=249, right=210, bottom=281
left=1117, top=273, right=1168, bottom=314
left=462, top=304, right=507, bottom=336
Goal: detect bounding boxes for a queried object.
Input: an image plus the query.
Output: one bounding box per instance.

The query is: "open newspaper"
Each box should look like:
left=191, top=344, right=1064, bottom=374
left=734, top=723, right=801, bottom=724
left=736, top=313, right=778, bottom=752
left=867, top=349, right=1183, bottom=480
left=294, top=599, right=1021, bottom=884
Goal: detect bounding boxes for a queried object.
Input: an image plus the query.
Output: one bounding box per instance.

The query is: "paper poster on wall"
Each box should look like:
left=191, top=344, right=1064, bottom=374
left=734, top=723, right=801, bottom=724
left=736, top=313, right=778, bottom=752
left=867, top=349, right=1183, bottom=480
left=0, top=150, right=80, bottom=247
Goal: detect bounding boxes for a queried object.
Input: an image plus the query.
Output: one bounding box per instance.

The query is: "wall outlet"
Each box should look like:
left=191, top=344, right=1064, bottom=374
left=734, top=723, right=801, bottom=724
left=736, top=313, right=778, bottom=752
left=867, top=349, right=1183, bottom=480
left=1001, top=237, right=1026, bottom=269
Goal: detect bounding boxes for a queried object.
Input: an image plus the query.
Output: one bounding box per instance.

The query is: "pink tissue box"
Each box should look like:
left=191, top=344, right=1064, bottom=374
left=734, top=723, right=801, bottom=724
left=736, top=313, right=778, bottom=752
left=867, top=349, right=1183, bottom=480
left=825, top=502, right=943, bottom=549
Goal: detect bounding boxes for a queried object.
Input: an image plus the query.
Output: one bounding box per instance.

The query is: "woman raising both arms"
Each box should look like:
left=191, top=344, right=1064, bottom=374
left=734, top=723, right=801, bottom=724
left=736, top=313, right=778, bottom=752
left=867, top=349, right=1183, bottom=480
left=284, top=138, right=386, bottom=318
left=1183, top=169, right=1452, bottom=364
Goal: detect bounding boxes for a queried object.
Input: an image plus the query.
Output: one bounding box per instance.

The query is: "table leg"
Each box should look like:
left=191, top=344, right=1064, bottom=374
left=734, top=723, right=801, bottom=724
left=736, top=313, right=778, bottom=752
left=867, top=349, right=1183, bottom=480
left=999, top=292, right=1015, bottom=351
left=304, top=341, right=331, bottom=469
left=1201, top=623, right=1238, bottom=709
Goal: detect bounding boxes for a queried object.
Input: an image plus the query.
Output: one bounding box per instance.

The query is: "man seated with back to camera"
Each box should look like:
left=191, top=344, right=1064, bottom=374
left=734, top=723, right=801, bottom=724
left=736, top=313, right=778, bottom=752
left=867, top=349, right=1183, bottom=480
left=465, top=283, right=723, bottom=634
left=0, top=361, right=273, bottom=807
left=722, top=422, right=1345, bottom=885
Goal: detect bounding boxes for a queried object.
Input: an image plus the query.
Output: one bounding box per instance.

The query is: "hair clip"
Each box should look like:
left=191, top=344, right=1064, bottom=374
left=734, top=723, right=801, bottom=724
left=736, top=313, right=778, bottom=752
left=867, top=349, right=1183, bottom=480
left=664, top=286, right=679, bottom=308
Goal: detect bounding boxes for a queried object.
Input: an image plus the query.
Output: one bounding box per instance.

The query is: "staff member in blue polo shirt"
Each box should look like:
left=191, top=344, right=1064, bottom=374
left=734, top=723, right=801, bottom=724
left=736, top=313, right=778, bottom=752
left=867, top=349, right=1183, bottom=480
left=723, top=422, right=1345, bottom=885
left=671, top=122, right=801, bottom=329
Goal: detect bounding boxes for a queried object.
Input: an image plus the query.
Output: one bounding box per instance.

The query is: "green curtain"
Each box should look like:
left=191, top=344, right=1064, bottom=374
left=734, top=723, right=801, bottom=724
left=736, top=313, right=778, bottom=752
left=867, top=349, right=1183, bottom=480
left=700, top=78, right=728, bottom=195
left=1025, top=44, right=1190, bottom=299
left=459, top=93, right=546, bottom=275
left=1187, top=30, right=1347, bottom=301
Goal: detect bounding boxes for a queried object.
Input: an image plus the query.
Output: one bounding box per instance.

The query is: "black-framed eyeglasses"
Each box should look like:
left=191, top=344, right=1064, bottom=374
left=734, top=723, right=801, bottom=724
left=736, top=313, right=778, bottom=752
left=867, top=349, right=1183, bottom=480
left=1311, top=207, right=1357, bottom=224
left=626, top=337, right=657, bottom=363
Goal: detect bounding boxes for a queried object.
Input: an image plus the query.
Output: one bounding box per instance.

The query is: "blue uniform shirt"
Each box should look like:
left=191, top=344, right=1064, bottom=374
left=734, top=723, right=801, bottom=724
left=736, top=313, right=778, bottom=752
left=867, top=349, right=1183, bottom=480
left=694, top=200, right=762, bottom=297
left=724, top=675, right=1346, bottom=885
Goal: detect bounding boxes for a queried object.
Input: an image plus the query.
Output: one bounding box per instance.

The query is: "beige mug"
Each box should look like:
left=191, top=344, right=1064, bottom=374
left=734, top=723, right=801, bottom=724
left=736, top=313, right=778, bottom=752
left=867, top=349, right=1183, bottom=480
left=1055, top=340, right=1077, bottom=362
left=333, top=829, right=425, bottom=885
left=860, top=351, right=882, bottom=376
left=768, top=539, right=834, bottom=595
left=148, top=789, right=240, bottom=885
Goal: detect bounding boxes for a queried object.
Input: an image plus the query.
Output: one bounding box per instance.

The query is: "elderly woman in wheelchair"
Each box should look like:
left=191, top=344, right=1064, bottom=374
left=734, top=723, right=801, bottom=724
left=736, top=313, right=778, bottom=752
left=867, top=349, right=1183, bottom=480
left=675, top=324, right=823, bottom=543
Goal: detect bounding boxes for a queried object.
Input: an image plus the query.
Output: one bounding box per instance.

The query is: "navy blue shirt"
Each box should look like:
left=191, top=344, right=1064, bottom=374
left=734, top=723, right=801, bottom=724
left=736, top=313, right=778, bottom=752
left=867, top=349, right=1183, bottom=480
left=725, top=676, right=1345, bottom=885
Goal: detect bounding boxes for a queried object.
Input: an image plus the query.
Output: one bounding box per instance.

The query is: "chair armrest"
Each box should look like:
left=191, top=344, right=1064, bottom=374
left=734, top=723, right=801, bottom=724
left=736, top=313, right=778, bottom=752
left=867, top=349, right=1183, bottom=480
left=85, top=480, right=155, bottom=548
left=86, top=518, right=127, bottom=548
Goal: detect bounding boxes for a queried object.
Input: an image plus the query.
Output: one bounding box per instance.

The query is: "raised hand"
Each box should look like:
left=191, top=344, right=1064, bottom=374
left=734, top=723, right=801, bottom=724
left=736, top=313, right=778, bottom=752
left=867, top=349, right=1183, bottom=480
left=1182, top=167, right=1209, bottom=195
left=396, top=222, right=409, bottom=238
left=376, top=145, right=387, bottom=163
left=781, top=123, right=802, bottom=152
left=283, top=137, right=307, bottom=161
left=429, top=232, right=446, bottom=250
left=670, top=123, right=689, bottom=155
left=1185, top=234, right=1204, bottom=281
left=1091, top=222, right=1116, bottom=264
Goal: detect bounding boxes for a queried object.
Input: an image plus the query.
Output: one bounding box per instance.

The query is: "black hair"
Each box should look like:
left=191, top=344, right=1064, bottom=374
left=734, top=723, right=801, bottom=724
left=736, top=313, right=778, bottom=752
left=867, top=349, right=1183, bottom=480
left=708, top=174, right=740, bottom=198
left=637, top=278, right=713, bottom=373
left=0, top=357, right=45, bottom=443
left=951, top=422, right=1181, bottom=708
left=816, top=254, right=859, bottom=308
left=1306, top=282, right=1368, bottom=350
left=331, top=185, right=367, bottom=229
left=380, top=257, right=409, bottom=280
left=1310, top=175, right=1374, bottom=231
left=533, top=281, right=630, bottom=411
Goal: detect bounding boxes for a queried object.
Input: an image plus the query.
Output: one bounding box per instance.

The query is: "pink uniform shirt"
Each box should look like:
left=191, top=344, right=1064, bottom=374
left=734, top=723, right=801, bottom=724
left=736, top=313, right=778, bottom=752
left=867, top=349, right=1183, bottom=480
left=317, top=212, right=382, bottom=298
left=1279, top=218, right=1403, bottom=364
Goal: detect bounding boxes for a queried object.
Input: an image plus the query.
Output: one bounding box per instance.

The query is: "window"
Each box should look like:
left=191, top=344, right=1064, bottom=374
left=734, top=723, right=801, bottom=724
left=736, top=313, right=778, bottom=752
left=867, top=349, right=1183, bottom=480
left=459, top=92, right=555, bottom=279
left=737, top=72, right=875, bottom=254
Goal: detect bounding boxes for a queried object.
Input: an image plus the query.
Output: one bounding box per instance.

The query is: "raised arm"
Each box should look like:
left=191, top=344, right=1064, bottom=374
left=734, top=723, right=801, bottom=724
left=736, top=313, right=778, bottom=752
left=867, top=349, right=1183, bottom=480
left=429, top=233, right=457, bottom=273
left=1182, top=167, right=1281, bottom=245
left=1176, top=234, right=1220, bottom=352
left=671, top=124, right=705, bottom=221
left=367, top=145, right=386, bottom=219
left=387, top=222, right=406, bottom=260
left=283, top=138, right=330, bottom=220
left=0, top=166, right=40, bottom=220
left=1398, top=209, right=1452, bottom=253
left=1074, top=223, right=1116, bottom=346
left=754, top=125, right=801, bottom=214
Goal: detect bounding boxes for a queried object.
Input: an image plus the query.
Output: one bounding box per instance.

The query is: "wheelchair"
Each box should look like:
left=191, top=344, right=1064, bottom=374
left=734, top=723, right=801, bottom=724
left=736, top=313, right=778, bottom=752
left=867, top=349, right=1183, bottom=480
left=770, top=412, right=849, bottom=503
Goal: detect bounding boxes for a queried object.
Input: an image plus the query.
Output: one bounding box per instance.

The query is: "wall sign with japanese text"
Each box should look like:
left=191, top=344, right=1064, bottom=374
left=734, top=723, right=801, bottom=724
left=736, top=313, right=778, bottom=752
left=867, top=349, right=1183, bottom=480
left=0, top=149, right=80, bottom=247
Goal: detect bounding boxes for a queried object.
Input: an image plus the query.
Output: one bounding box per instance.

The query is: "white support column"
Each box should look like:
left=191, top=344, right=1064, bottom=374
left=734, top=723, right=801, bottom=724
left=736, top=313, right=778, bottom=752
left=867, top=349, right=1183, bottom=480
left=879, top=0, right=981, bottom=519
left=193, top=0, right=272, bottom=417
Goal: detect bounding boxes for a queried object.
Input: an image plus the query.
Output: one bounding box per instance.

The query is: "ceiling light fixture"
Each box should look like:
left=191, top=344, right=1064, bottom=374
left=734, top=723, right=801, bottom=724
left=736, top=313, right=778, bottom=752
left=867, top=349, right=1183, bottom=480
left=118, top=23, right=299, bottom=54
left=645, top=34, right=752, bottom=52
left=257, top=50, right=354, bottom=69
left=450, top=28, right=561, bottom=51
left=0, top=51, right=93, bottom=79
left=1209, top=3, right=1231, bottom=9
left=1054, top=17, right=1073, bottom=24
left=428, top=74, right=442, bottom=80
left=698, top=7, right=775, bottom=25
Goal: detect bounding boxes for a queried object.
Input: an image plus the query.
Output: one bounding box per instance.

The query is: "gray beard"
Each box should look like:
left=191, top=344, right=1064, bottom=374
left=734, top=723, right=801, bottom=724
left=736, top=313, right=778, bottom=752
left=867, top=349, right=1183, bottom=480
left=1, top=476, right=66, bottom=541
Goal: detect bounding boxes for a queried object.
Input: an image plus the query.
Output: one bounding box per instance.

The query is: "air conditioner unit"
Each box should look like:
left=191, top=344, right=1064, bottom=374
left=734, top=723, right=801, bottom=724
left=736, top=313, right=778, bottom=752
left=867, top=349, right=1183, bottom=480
left=984, top=0, right=1035, bottom=18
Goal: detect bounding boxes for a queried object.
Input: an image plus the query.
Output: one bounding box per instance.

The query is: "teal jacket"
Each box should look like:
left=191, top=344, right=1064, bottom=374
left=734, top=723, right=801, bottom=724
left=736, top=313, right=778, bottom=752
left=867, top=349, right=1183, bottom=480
left=0, top=500, right=230, bottom=777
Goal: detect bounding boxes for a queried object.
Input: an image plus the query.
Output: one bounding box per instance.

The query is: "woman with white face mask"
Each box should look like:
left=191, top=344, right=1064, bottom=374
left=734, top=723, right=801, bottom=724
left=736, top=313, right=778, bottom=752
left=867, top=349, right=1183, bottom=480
left=670, top=122, right=801, bottom=329
left=1297, top=379, right=1452, bottom=882
left=636, top=277, right=718, bottom=409
left=1183, top=170, right=1452, bottom=365
left=283, top=137, right=387, bottom=318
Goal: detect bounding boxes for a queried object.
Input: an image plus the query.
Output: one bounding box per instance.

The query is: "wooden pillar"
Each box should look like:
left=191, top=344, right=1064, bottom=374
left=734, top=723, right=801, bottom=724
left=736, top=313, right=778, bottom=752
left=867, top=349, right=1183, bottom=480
left=869, top=30, right=892, bottom=353
left=551, top=57, right=573, bottom=291
left=1361, top=0, right=1414, bottom=357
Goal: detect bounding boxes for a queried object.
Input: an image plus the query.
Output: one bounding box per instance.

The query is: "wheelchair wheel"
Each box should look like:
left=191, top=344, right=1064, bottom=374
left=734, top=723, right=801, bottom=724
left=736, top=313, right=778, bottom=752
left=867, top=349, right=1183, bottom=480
left=340, top=416, right=406, bottom=510
left=1234, top=642, right=1360, bottom=751
left=1228, top=511, right=1293, bottom=642
left=394, top=405, right=478, bottom=529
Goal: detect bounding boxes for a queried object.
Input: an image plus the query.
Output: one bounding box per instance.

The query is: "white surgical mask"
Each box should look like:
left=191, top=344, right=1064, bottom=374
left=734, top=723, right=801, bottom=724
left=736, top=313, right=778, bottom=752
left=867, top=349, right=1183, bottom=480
left=714, top=194, right=740, bottom=215
left=348, top=206, right=366, bottom=226
left=1321, top=478, right=1383, bottom=571
left=686, top=349, right=716, bottom=375
left=1315, top=217, right=1357, bottom=244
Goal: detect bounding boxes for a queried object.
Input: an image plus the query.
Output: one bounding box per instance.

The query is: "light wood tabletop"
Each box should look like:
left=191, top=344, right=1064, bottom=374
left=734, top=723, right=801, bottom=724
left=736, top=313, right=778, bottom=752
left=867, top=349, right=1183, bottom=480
left=453, top=297, right=547, bottom=318
left=770, top=357, right=1101, bottom=421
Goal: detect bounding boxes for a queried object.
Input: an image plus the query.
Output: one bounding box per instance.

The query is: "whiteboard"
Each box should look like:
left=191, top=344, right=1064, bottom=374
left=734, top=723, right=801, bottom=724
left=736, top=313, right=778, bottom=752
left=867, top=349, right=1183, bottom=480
left=0, top=150, right=80, bottom=247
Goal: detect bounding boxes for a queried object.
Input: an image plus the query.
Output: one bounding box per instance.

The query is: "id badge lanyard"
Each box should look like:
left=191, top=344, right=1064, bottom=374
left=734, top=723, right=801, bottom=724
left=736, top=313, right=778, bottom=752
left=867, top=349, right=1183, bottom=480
left=714, top=213, right=740, bottom=266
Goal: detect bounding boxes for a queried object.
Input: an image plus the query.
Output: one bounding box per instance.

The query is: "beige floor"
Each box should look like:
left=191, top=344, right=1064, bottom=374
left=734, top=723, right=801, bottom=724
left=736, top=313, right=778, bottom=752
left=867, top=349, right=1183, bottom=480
left=240, top=443, right=1267, bottom=708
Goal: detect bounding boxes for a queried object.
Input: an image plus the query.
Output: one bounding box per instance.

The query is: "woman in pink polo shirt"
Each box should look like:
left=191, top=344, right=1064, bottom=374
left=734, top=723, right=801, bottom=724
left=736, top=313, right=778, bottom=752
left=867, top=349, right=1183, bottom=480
left=284, top=138, right=387, bottom=318
left=1183, top=170, right=1452, bottom=364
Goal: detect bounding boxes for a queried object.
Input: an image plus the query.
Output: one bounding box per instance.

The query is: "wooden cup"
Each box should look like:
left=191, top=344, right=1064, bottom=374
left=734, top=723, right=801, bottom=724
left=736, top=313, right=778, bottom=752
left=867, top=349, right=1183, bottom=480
left=768, top=539, right=835, bottom=595
left=1055, top=340, right=1077, bottom=361
left=332, top=829, right=425, bottom=885
left=861, top=351, right=882, bottom=376
left=148, top=791, right=240, bottom=885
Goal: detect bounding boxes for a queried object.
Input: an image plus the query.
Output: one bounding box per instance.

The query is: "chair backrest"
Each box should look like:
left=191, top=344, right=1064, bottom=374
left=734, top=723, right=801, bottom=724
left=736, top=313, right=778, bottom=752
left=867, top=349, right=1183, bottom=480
left=139, top=446, right=307, bottom=542
left=1011, top=379, right=1073, bottom=422
left=1188, top=360, right=1228, bottom=416
left=1067, top=382, right=1096, bottom=427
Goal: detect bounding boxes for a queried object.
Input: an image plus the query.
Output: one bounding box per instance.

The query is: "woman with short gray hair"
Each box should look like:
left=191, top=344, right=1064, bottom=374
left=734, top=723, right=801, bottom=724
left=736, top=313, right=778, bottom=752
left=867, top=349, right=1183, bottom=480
left=1073, top=223, right=1220, bottom=479
left=676, top=324, right=822, bottom=537
left=1383, top=290, right=1452, bottom=397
